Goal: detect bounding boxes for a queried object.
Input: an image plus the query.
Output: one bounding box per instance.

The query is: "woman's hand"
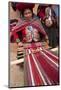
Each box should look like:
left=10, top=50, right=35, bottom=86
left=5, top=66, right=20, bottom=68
left=45, top=35, right=49, bottom=44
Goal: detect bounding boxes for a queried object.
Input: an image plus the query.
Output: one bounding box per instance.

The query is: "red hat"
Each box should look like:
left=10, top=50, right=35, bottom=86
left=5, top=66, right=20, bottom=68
left=16, top=3, right=35, bottom=11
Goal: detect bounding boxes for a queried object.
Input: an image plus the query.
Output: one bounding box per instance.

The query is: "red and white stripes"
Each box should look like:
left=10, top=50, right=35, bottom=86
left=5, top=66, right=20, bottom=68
left=24, top=42, right=59, bottom=86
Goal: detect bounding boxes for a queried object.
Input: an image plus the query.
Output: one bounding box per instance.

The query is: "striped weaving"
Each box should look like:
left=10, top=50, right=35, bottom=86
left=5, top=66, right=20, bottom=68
left=24, top=42, right=59, bottom=86
left=17, top=46, right=24, bottom=60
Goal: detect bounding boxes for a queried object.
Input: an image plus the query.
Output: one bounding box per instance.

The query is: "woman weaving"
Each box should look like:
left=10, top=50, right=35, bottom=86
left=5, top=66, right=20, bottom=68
left=12, top=3, right=59, bottom=86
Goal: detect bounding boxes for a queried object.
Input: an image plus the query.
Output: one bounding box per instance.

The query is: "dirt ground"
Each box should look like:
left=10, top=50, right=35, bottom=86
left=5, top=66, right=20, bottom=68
left=10, top=43, right=24, bottom=87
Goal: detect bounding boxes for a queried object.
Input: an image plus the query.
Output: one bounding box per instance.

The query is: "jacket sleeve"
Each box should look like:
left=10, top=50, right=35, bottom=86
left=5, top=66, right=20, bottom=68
left=36, top=18, right=47, bottom=36
left=12, top=20, right=22, bottom=43
left=12, top=30, right=20, bottom=43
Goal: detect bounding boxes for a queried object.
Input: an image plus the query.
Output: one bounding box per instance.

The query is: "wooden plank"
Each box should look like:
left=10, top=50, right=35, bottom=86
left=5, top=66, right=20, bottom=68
left=10, top=58, right=24, bottom=65
left=50, top=47, right=58, bottom=52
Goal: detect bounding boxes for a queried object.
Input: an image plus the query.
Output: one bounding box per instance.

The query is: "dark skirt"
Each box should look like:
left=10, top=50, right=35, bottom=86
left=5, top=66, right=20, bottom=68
left=42, top=23, right=58, bottom=48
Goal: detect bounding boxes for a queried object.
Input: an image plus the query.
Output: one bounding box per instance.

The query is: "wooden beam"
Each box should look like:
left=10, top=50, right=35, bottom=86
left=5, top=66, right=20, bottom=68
left=10, top=58, right=24, bottom=65
left=50, top=47, right=58, bottom=52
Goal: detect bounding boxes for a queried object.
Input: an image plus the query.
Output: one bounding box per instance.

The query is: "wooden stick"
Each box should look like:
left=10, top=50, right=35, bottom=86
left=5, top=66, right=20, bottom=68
left=50, top=47, right=58, bottom=52
left=10, top=59, right=24, bottom=65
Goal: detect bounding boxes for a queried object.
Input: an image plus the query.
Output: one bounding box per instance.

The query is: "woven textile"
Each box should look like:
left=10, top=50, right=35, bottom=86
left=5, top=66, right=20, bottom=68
left=24, top=42, right=59, bottom=86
